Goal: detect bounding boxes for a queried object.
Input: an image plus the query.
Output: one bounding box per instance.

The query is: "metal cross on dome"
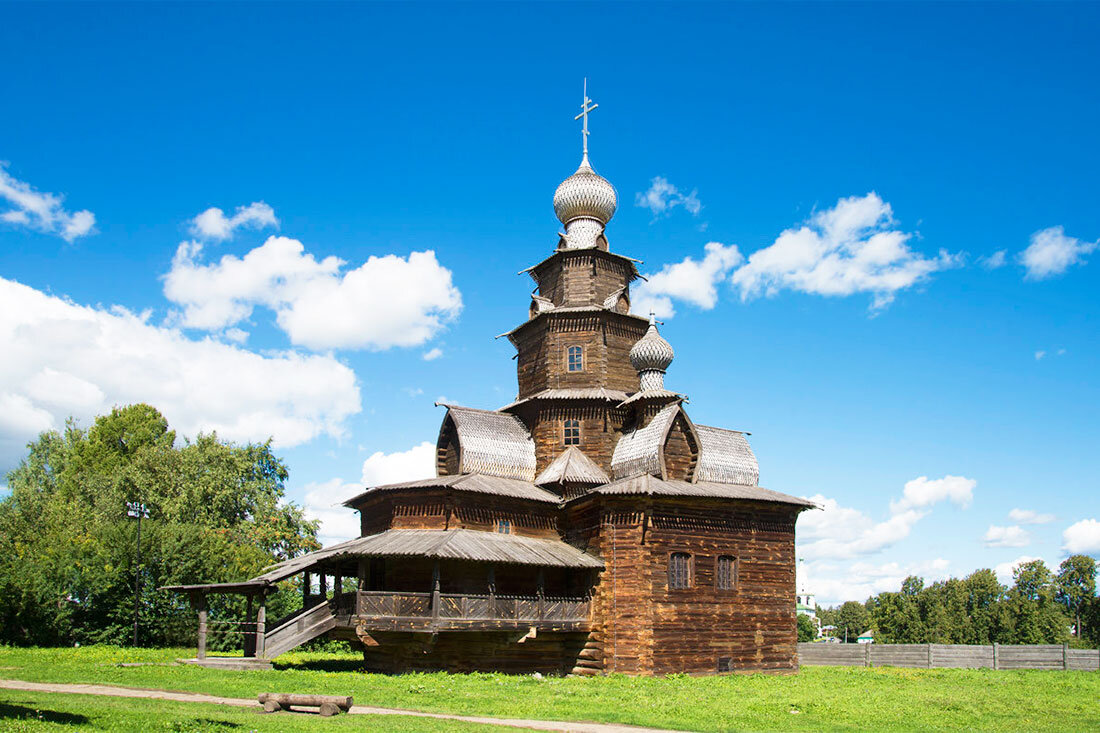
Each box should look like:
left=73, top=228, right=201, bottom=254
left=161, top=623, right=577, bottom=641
left=574, top=78, right=598, bottom=159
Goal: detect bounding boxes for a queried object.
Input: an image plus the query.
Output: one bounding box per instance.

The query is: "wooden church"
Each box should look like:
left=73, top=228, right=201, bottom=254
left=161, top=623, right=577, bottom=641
left=167, top=92, right=813, bottom=676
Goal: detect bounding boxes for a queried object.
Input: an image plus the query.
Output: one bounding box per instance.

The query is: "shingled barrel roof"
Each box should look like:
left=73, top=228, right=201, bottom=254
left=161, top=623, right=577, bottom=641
left=610, top=403, right=686, bottom=479
left=439, top=405, right=537, bottom=481
left=695, top=424, right=760, bottom=486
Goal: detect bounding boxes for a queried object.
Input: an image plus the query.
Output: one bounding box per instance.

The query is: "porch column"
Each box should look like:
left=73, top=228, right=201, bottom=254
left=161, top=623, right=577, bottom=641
left=537, top=568, right=546, bottom=621
left=319, top=572, right=328, bottom=600
left=334, top=573, right=343, bottom=608
left=244, top=594, right=254, bottom=656
left=431, top=561, right=441, bottom=626
left=488, top=566, right=496, bottom=617
left=195, top=593, right=208, bottom=660
left=303, top=571, right=311, bottom=607
left=256, top=590, right=267, bottom=659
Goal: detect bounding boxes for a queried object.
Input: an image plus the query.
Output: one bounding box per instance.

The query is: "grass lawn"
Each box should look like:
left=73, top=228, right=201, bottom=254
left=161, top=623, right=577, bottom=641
left=1, top=645, right=1098, bottom=732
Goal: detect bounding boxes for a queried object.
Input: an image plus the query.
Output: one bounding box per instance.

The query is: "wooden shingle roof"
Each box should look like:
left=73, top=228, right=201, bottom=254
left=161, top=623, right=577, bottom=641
left=695, top=424, right=760, bottom=486
left=534, top=447, right=610, bottom=486
left=343, top=473, right=559, bottom=507
left=570, top=473, right=814, bottom=508
left=439, top=405, right=537, bottom=481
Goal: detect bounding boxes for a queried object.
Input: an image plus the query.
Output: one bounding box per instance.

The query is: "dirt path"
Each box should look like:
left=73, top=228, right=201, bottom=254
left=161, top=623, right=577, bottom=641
left=0, top=678, right=685, bottom=733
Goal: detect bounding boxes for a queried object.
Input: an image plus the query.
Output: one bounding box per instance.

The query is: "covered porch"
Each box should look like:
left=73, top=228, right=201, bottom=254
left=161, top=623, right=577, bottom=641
left=164, top=529, right=603, bottom=666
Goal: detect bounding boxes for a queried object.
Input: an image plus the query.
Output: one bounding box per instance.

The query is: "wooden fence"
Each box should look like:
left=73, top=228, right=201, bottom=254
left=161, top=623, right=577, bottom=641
left=798, top=643, right=1100, bottom=671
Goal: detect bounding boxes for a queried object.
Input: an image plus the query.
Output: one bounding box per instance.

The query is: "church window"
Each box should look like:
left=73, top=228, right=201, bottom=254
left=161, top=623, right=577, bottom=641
left=563, top=419, right=581, bottom=446
left=567, top=345, right=584, bottom=372
left=669, top=552, right=692, bottom=589
left=717, top=555, right=737, bottom=591
left=495, top=519, right=512, bottom=534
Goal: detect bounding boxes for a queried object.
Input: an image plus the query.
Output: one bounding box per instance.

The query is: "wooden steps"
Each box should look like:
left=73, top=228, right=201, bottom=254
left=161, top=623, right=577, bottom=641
left=569, top=636, right=604, bottom=676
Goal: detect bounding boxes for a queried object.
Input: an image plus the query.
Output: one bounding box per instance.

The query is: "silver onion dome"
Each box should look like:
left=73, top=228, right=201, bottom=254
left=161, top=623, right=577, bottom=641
left=630, top=319, right=675, bottom=374
left=553, top=155, right=618, bottom=227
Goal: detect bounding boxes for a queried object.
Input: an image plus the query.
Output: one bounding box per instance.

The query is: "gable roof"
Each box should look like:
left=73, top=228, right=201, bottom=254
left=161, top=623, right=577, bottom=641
left=695, top=424, right=760, bottom=486
left=610, top=403, right=693, bottom=480
left=343, top=473, right=560, bottom=508
left=534, top=447, right=610, bottom=486
left=439, top=405, right=537, bottom=481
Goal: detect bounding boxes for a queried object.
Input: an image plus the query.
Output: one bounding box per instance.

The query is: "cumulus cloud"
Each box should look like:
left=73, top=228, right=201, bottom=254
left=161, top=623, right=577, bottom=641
left=890, top=475, right=975, bottom=513
left=632, top=242, right=742, bottom=318
left=634, top=176, right=702, bottom=218
left=0, top=163, right=96, bottom=242
left=0, top=276, right=361, bottom=471
left=731, top=192, right=958, bottom=311
left=1063, top=518, right=1100, bottom=555
left=983, top=525, right=1031, bottom=548
left=303, top=442, right=435, bottom=545
left=1019, top=226, right=1097, bottom=280
left=809, top=558, right=951, bottom=607
left=422, top=347, right=443, bottom=361
left=1009, top=508, right=1055, bottom=525
left=189, top=201, right=278, bottom=241
left=164, top=236, right=462, bottom=351
left=979, top=250, right=1007, bottom=270
left=799, top=475, right=975, bottom=564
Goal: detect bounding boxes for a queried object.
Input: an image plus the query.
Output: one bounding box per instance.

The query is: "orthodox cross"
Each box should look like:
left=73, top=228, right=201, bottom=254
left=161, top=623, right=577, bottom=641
left=574, top=78, right=598, bottom=159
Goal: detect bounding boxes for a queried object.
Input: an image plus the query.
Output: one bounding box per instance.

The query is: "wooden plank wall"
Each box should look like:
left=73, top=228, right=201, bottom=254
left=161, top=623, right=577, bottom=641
left=798, top=643, right=1100, bottom=671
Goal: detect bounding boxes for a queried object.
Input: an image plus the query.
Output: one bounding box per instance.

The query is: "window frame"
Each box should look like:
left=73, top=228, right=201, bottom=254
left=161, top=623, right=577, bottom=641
left=495, top=518, right=512, bottom=534
left=668, top=551, right=693, bottom=590
left=566, top=344, right=584, bottom=372
left=563, top=419, right=581, bottom=446
left=716, top=555, right=738, bottom=591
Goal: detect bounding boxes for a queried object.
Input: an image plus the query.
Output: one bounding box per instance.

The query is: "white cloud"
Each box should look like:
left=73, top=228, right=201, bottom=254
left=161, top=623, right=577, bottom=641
left=731, top=192, right=958, bottom=311
left=1035, top=350, right=1046, bottom=361
left=1063, top=519, right=1100, bottom=555
left=983, top=525, right=1031, bottom=548
left=979, top=250, right=1007, bottom=269
left=994, top=555, right=1042, bottom=585
left=165, top=235, right=462, bottom=351
left=808, top=557, right=951, bottom=607
left=799, top=475, right=976, bottom=563
left=890, top=475, right=975, bottom=513
left=0, top=163, right=96, bottom=242
left=422, top=347, right=443, bottom=361
left=0, top=276, right=361, bottom=471
left=1010, top=508, right=1055, bottom=525
left=303, top=441, right=436, bottom=545
left=189, top=202, right=278, bottom=241
left=632, top=242, right=742, bottom=318
left=1019, top=226, right=1097, bottom=280
left=634, top=176, right=702, bottom=218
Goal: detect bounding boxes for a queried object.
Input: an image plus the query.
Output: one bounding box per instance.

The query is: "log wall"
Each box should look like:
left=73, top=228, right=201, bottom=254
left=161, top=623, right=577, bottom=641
left=360, top=630, right=591, bottom=675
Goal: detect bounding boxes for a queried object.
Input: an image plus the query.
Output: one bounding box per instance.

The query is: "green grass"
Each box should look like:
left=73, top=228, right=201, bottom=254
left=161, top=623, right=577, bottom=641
left=1, top=645, right=1099, bottom=731
left=0, top=690, right=502, bottom=732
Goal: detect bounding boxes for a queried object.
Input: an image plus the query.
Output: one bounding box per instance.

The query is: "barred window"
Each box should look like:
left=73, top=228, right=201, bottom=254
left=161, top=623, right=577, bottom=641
left=563, top=419, right=581, bottom=446
left=567, top=345, right=584, bottom=372
left=717, top=555, right=737, bottom=591
left=669, top=552, right=692, bottom=589
left=495, top=519, right=512, bottom=534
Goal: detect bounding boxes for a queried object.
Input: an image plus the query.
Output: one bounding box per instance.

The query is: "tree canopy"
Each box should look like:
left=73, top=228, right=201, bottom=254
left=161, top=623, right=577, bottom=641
left=0, top=404, right=319, bottom=646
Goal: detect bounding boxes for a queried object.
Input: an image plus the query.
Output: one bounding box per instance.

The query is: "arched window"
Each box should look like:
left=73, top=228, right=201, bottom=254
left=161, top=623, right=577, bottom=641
left=669, top=552, right=692, bottom=589
left=567, top=345, right=584, bottom=372
left=563, top=419, right=581, bottom=446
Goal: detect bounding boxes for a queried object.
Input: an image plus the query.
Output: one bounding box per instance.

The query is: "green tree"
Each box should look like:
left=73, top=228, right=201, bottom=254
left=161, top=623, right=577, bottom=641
left=1055, top=555, right=1098, bottom=639
left=1004, top=560, right=1070, bottom=644
left=962, top=568, right=1005, bottom=643
left=0, top=404, right=319, bottom=647
left=836, top=601, right=870, bottom=643
left=797, top=613, right=816, bottom=642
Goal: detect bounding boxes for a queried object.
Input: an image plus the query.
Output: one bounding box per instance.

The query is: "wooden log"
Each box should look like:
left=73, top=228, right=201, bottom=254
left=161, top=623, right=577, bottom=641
left=257, top=693, right=353, bottom=712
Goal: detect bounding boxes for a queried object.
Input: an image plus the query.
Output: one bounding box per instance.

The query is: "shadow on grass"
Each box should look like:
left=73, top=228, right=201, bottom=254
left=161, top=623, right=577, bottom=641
left=0, top=701, right=90, bottom=726
left=273, top=658, right=368, bottom=673
left=166, top=719, right=242, bottom=732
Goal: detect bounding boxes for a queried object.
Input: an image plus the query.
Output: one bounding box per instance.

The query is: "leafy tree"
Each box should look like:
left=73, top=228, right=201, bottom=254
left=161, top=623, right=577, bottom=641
left=0, top=404, right=319, bottom=646
left=962, top=569, right=1005, bottom=644
left=1055, top=555, right=1098, bottom=639
left=1004, top=560, right=1070, bottom=644
left=836, top=601, right=870, bottom=643
left=797, top=613, right=816, bottom=642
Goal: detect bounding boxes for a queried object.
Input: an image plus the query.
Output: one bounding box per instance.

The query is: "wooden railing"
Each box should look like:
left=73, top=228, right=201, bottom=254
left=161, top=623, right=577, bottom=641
left=354, top=590, right=589, bottom=626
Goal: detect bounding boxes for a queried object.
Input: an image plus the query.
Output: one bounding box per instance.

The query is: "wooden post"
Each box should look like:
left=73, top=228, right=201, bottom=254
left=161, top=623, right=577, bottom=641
left=195, top=594, right=208, bottom=660
left=335, top=573, right=343, bottom=608
left=1063, top=642, right=1069, bottom=671
left=256, top=592, right=266, bottom=659
left=431, top=561, right=441, bottom=627
left=303, top=571, right=311, bottom=608
left=537, top=568, right=546, bottom=622
left=488, top=566, right=496, bottom=618
left=864, top=642, right=871, bottom=667
left=319, top=572, right=328, bottom=600
left=244, top=594, right=253, bottom=655
left=927, top=643, right=934, bottom=669
left=992, top=642, right=999, bottom=670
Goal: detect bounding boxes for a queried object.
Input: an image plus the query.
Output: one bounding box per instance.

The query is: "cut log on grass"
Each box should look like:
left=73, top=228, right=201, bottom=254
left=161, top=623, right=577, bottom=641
left=257, top=693, right=353, bottom=716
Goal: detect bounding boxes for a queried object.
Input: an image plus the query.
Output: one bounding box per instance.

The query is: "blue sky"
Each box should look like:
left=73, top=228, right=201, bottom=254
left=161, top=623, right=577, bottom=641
left=2, top=2, right=1097, bottom=604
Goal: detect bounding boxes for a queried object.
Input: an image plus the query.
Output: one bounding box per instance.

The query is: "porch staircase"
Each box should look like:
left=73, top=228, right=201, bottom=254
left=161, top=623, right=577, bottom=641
left=570, top=634, right=604, bottom=676
left=262, top=598, right=338, bottom=659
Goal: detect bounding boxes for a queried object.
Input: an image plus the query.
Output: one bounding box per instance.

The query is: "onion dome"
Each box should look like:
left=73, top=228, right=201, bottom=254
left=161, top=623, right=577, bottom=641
left=630, top=317, right=675, bottom=376
left=553, top=155, right=617, bottom=227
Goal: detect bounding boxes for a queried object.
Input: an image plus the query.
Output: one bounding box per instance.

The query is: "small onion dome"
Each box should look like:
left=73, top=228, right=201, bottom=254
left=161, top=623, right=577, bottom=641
left=630, top=319, right=674, bottom=373
left=553, top=155, right=617, bottom=226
